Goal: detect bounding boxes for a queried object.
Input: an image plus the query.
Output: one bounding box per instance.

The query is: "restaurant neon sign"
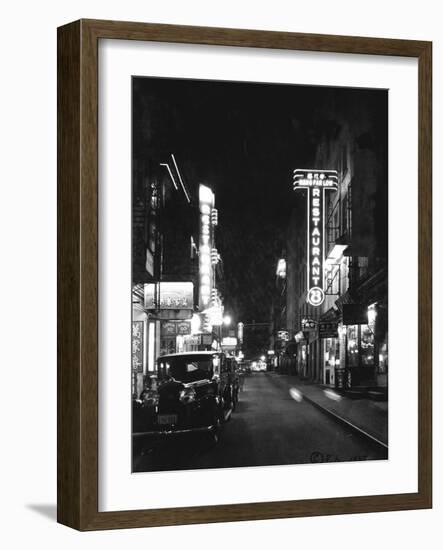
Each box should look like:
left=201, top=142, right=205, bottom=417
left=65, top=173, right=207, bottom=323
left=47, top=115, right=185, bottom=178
left=293, top=169, right=338, bottom=307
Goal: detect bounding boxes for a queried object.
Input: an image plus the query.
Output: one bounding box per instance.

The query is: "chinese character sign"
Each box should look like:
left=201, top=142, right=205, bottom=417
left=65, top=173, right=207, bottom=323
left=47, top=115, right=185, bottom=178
left=144, top=282, right=194, bottom=310
left=132, top=321, right=144, bottom=373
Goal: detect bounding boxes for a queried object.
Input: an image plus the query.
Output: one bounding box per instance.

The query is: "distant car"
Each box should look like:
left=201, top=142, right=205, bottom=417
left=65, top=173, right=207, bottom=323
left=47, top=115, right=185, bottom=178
left=258, top=361, right=267, bottom=372
left=133, top=351, right=239, bottom=443
left=251, top=360, right=266, bottom=372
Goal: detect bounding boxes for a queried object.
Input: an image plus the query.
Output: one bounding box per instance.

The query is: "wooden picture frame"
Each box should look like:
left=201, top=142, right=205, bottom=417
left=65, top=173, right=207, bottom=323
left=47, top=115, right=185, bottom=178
left=57, top=19, right=432, bottom=530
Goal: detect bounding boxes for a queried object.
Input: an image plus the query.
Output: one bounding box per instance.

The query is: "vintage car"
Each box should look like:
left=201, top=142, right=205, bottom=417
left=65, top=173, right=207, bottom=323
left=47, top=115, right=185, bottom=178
left=133, top=351, right=239, bottom=443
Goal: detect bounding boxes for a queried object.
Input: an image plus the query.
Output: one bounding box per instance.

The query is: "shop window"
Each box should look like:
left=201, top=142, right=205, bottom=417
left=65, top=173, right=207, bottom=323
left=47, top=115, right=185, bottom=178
left=378, top=341, right=388, bottom=374
left=160, top=337, right=176, bottom=357
left=299, top=344, right=307, bottom=371
left=347, top=325, right=359, bottom=367
left=324, top=337, right=340, bottom=369
left=361, top=324, right=375, bottom=366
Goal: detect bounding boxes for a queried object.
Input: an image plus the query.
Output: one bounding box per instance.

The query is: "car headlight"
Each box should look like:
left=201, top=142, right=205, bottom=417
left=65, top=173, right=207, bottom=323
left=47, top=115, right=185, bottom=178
left=179, top=387, right=196, bottom=404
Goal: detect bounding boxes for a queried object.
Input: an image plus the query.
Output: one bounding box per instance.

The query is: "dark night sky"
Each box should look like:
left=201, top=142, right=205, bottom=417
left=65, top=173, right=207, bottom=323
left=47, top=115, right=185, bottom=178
left=133, top=77, right=387, bottom=325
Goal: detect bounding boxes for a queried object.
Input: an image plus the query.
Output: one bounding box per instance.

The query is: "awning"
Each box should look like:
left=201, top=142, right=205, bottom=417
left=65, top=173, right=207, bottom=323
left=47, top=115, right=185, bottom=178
left=334, top=290, right=357, bottom=313
left=319, top=307, right=340, bottom=322
left=334, top=265, right=387, bottom=314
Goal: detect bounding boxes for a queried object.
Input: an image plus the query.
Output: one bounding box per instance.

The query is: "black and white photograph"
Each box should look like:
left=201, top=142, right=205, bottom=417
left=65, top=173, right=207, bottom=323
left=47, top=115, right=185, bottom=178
left=131, top=76, right=389, bottom=473
left=2, top=0, right=437, bottom=541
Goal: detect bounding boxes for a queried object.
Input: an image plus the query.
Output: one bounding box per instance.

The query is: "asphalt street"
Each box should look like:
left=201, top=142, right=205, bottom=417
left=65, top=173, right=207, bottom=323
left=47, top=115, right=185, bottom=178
left=133, top=372, right=388, bottom=473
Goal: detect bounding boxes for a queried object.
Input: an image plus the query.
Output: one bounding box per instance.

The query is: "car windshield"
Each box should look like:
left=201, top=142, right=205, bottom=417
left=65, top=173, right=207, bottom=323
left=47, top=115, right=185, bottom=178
left=158, top=355, right=215, bottom=383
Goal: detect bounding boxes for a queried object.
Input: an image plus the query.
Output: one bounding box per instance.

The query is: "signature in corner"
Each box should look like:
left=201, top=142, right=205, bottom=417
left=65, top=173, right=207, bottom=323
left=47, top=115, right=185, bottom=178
left=310, top=451, right=368, bottom=463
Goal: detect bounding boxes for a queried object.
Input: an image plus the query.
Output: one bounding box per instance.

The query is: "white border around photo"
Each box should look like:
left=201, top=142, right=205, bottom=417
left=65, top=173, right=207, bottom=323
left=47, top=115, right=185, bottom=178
left=98, top=39, right=418, bottom=512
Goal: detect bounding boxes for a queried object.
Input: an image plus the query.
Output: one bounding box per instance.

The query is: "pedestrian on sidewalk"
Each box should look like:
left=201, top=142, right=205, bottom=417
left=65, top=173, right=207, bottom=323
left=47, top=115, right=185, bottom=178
left=238, top=366, right=246, bottom=392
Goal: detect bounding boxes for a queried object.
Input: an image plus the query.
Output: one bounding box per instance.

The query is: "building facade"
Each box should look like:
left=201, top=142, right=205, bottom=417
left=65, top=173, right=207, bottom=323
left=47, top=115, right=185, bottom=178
left=286, top=96, right=388, bottom=393
left=131, top=158, right=227, bottom=398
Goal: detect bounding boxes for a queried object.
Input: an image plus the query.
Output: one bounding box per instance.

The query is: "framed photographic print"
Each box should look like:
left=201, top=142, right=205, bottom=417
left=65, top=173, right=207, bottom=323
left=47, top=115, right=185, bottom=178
left=57, top=19, right=432, bottom=530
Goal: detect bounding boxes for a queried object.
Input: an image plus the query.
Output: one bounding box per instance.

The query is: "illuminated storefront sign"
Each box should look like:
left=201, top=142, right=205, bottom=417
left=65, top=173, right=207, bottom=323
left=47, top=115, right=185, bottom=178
left=144, top=281, right=194, bottom=310
left=293, top=169, right=338, bottom=307
left=199, top=184, right=215, bottom=309
left=221, top=336, right=238, bottom=350
left=293, top=170, right=338, bottom=188
left=206, top=304, right=224, bottom=326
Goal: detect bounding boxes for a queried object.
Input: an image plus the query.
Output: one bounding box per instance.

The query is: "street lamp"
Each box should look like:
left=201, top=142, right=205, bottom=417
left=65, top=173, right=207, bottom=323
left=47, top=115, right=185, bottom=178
left=367, top=303, right=377, bottom=326
left=223, top=315, right=232, bottom=326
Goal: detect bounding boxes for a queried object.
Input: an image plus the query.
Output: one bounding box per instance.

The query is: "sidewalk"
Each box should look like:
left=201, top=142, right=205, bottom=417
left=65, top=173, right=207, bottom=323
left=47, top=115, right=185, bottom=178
left=274, top=373, right=388, bottom=446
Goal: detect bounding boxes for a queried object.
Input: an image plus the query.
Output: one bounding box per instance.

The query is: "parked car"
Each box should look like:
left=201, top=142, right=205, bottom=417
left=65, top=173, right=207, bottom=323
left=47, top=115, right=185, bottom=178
left=133, top=351, right=239, bottom=443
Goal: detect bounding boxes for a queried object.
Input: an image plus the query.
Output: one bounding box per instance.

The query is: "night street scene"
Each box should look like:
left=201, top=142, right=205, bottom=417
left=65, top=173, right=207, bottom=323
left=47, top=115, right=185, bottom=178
left=131, top=76, right=388, bottom=473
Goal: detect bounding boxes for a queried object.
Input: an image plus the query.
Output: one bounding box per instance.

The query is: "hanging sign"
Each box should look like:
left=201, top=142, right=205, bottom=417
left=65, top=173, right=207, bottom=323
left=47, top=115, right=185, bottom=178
left=160, top=320, right=192, bottom=336
left=160, top=321, right=177, bottom=336
left=301, top=318, right=317, bottom=332
left=293, top=169, right=338, bottom=307
left=318, top=321, right=339, bottom=338
left=342, top=304, right=368, bottom=325
left=176, top=321, right=191, bottom=335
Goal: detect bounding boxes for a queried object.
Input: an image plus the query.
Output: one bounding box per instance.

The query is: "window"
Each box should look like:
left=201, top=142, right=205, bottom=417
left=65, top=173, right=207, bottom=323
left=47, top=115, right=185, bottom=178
left=324, top=337, right=340, bottom=368
left=361, top=324, right=375, bottom=366
left=347, top=325, right=359, bottom=367
left=378, top=341, right=388, bottom=374
left=158, top=355, right=214, bottom=382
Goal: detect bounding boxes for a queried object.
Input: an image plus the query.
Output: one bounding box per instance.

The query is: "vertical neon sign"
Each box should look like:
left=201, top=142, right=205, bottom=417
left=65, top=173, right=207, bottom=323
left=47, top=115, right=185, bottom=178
left=293, top=169, right=338, bottom=307
left=199, top=184, right=215, bottom=309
